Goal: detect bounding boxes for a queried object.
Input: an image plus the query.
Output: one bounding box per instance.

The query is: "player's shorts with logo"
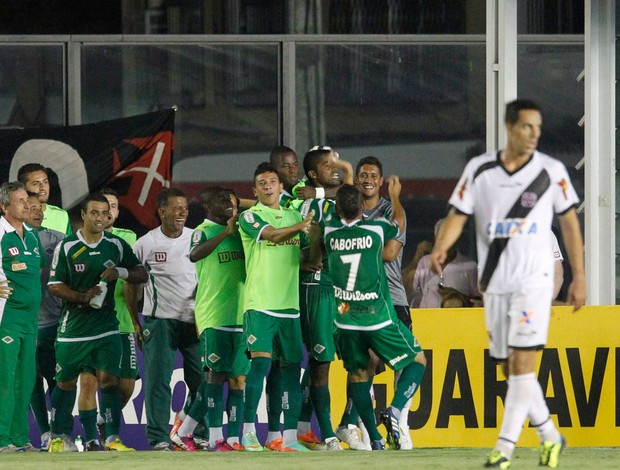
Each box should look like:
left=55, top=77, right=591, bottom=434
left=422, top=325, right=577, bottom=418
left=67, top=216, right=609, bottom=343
left=119, top=333, right=139, bottom=379
left=483, top=287, right=553, bottom=361
left=334, top=319, right=422, bottom=372
left=54, top=332, right=122, bottom=381
left=244, top=309, right=303, bottom=364
left=200, top=326, right=250, bottom=377
left=299, top=283, right=337, bottom=362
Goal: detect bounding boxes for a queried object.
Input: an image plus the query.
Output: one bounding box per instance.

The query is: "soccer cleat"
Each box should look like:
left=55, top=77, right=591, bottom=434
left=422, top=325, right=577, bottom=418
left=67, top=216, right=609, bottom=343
left=209, top=439, right=234, bottom=452
left=484, top=449, right=511, bottom=468
left=278, top=441, right=312, bottom=452
left=265, top=438, right=283, bottom=451
left=22, top=442, right=38, bottom=452
left=357, top=418, right=371, bottom=447
left=170, top=432, right=198, bottom=452
left=322, top=437, right=343, bottom=451
left=97, top=422, right=106, bottom=441
left=48, top=437, right=64, bottom=453
left=0, top=444, right=25, bottom=452
left=380, top=408, right=401, bottom=450
left=231, top=442, right=245, bottom=451
left=539, top=436, right=566, bottom=468
left=152, top=441, right=172, bottom=451
left=297, top=429, right=321, bottom=449
left=85, top=440, right=101, bottom=451
left=105, top=438, right=135, bottom=451
left=335, top=425, right=371, bottom=451
left=193, top=436, right=210, bottom=450
left=40, top=431, right=51, bottom=451
left=241, top=432, right=264, bottom=452
left=61, top=435, right=78, bottom=452
left=371, top=439, right=385, bottom=451
left=399, top=427, right=413, bottom=450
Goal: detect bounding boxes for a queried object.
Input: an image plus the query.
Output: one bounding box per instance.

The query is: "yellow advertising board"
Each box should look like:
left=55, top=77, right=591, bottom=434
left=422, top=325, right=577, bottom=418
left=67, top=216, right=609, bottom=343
left=328, top=306, right=620, bottom=447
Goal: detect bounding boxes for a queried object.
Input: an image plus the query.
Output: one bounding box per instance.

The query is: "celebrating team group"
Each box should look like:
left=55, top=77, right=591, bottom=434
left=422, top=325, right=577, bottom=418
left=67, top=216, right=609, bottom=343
left=0, top=100, right=585, bottom=468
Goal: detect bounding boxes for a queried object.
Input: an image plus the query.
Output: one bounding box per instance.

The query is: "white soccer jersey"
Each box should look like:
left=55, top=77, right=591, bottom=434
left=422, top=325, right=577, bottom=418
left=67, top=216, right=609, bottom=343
left=449, top=151, right=579, bottom=294
left=133, top=226, right=196, bottom=322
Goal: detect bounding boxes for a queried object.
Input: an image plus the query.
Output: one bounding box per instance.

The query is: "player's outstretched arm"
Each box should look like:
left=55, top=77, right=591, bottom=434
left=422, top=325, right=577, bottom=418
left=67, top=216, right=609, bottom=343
left=261, top=210, right=316, bottom=244
left=190, top=215, right=239, bottom=262
left=559, top=208, right=586, bottom=311
left=48, top=282, right=101, bottom=305
left=430, top=209, right=468, bottom=276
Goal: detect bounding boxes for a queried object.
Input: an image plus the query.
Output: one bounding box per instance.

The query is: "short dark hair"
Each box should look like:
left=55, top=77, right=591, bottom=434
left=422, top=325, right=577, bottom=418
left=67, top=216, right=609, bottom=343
left=80, top=193, right=109, bottom=212
left=17, top=163, right=47, bottom=184
left=253, top=162, right=279, bottom=181
left=505, top=99, right=541, bottom=125
left=336, top=184, right=363, bottom=220
left=269, top=146, right=296, bottom=166
left=303, top=147, right=332, bottom=182
left=355, top=156, right=383, bottom=177
left=156, top=187, right=186, bottom=209
left=98, top=187, right=118, bottom=198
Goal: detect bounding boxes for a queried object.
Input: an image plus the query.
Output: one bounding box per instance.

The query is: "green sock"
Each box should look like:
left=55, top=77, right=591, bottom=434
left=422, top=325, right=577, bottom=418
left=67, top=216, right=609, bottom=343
left=280, top=364, right=302, bottom=432
left=30, top=377, right=50, bottom=434
left=79, top=408, right=98, bottom=442
left=391, top=362, right=425, bottom=411
left=206, top=383, right=224, bottom=428
left=188, top=381, right=208, bottom=424
left=100, top=385, right=121, bottom=438
left=310, top=384, right=335, bottom=439
left=243, top=357, right=271, bottom=423
left=350, top=381, right=382, bottom=441
left=298, top=368, right=313, bottom=422
left=227, top=389, right=244, bottom=441
left=266, top=364, right=283, bottom=432
left=339, top=382, right=360, bottom=427
left=50, top=386, right=76, bottom=435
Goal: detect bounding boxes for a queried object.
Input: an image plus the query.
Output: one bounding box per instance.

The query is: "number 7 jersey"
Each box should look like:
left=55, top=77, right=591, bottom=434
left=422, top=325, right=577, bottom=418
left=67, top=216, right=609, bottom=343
left=324, top=216, right=399, bottom=330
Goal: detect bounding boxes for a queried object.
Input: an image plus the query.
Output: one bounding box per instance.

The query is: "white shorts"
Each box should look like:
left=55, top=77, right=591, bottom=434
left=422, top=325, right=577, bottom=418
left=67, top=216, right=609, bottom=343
left=483, top=288, right=553, bottom=361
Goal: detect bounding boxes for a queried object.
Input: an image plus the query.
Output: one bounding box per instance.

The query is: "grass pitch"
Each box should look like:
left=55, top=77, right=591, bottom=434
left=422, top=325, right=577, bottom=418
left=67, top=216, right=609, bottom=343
left=2, top=447, right=620, bottom=469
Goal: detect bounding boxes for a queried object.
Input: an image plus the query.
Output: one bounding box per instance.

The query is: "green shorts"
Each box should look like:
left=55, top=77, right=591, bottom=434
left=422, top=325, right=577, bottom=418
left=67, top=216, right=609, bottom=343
left=200, top=327, right=250, bottom=378
left=299, top=283, right=337, bottom=362
left=334, top=320, right=423, bottom=372
left=244, top=309, right=303, bottom=365
left=119, top=333, right=139, bottom=379
left=55, top=332, right=122, bottom=382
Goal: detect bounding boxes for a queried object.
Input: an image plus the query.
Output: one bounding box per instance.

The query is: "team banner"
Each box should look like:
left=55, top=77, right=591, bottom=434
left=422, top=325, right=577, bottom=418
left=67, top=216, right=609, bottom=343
left=328, top=306, right=620, bottom=447
left=0, top=109, right=175, bottom=234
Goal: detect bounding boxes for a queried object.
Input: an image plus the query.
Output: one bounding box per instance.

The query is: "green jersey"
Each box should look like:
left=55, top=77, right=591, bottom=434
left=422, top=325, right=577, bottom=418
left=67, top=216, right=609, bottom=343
left=49, top=230, right=141, bottom=340
left=111, top=227, right=138, bottom=333
left=42, top=203, right=72, bottom=235
left=239, top=202, right=303, bottom=313
left=298, top=197, right=336, bottom=286
left=0, top=217, right=44, bottom=334
left=324, top=217, right=398, bottom=330
left=191, top=219, right=246, bottom=333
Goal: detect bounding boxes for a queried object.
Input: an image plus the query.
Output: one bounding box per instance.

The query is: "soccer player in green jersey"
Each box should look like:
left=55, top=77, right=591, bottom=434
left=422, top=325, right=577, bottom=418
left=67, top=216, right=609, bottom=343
left=180, top=187, right=248, bottom=452
left=18, top=163, right=72, bottom=235
left=76, top=188, right=140, bottom=451
left=0, top=182, right=44, bottom=452
left=238, top=162, right=318, bottom=452
left=296, top=146, right=353, bottom=450
left=47, top=193, right=147, bottom=452
left=325, top=184, right=424, bottom=451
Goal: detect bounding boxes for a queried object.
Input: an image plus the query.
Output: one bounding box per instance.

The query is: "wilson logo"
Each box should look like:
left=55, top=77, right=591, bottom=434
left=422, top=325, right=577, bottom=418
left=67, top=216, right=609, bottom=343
left=74, top=264, right=86, bottom=272
left=155, top=252, right=167, bottom=262
left=8, top=246, right=19, bottom=257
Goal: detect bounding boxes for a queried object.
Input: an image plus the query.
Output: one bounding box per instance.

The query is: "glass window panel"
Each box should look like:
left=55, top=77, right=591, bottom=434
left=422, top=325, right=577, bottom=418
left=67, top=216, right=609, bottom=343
left=81, top=43, right=279, bottom=218
left=0, top=45, right=64, bottom=126
left=296, top=43, right=486, bottom=262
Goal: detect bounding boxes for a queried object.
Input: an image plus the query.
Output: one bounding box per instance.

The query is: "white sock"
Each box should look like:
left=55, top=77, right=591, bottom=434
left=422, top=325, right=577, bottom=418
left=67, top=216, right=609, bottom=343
left=178, top=410, right=187, bottom=421
left=266, top=431, right=281, bottom=442
left=529, top=381, right=561, bottom=444
left=209, top=427, right=224, bottom=446
left=242, top=422, right=256, bottom=435
left=495, top=373, right=536, bottom=458
left=227, top=436, right=239, bottom=445
left=282, top=429, right=297, bottom=446
left=297, top=421, right=311, bottom=435
left=399, top=397, right=412, bottom=430
left=178, top=416, right=198, bottom=438
left=97, top=414, right=104, bottom=425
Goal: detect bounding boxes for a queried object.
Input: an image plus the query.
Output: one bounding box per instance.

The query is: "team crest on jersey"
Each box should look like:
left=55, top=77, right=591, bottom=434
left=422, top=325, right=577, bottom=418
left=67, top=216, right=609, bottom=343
left=7, top=246, right=19, bottom=257
left=520, top=192, right=538, bottom=208
left=11, top=262, right=27, bottom=271
left=155, top=252, right=167, bottom=262
left=486, top=219, right=538, bottom=238
left=192, top=230, right=202, bottom=245
left=243, top=212, right=256, bottom=224
left=74, top=263, right=86, bottom=272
